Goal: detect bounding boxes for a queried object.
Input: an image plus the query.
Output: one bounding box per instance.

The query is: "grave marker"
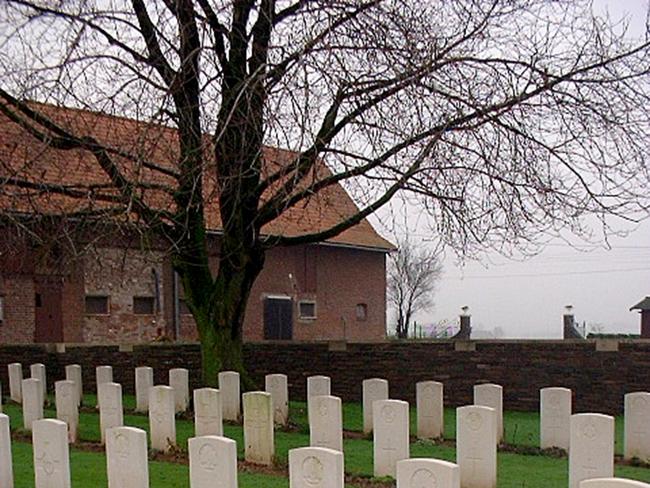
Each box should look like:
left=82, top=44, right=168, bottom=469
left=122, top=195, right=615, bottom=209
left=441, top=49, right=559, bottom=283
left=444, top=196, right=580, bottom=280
left=30, top=363, right=46, bottom=402
left=218, top=371, right=240, bottom=422
left=0, top=413, right=13, bottom=488
left=64, top=365, right=82, bottom=407
left=363, top=378, right=389, bottom=434
left=243, top=391, right=274, bottom=465
left=22, top=378, right=43, bottom=431
left=135, top=366, right=153, bottom=413
left=106, top=426, right=149, bottom=488
left=32, top=419, right=71, bottom=488
left=96, top=366, right=113, bottom=391
left=289, top=447, right=344, bottom=488
left=55, top=380, right=78, bottom=443
left=397, top=458, right=460, bottom=488
left=265, top=374, right=289, bottom=426
left=373, top=399, right=409, bottom=478
left=8, top=363, right=22, bottom=403
left=98, top=382, right=124, bottom=444
left=194, top=388, right=223, bottom=437
left=416, top=381, right=444, bottom=440
left=540, top=387, right=572, bottom=450
left=309, top=395, right=343, bottom=452
left=149, top=385, right=176, bottom=452
left=624, top=392, right=650, bottom=461
left=569, top=413, right=614, bottom=488
left=474, top=383, right=503, bottom=443
left=457, top=405, right=497, bottom=488
left=169, top=368, right=189, bottom=413
left=189, top=435, right=238, bottom=488
left=580, top=479, right=650, bottom=488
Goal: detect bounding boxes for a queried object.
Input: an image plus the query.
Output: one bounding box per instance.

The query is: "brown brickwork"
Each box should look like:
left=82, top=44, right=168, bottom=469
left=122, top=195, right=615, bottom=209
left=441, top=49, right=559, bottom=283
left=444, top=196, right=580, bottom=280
left=1, top=340, right=648, bottom=414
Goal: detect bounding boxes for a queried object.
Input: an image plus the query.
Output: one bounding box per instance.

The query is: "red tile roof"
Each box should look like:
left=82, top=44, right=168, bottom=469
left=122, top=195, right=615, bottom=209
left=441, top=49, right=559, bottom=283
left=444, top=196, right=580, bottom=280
left=0, top=102, right=394, bottom=251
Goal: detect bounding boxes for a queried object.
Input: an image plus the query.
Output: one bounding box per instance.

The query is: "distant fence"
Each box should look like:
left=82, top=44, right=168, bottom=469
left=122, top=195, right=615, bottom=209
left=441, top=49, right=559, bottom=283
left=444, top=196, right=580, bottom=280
left=1, top=339, right=648, bottom=414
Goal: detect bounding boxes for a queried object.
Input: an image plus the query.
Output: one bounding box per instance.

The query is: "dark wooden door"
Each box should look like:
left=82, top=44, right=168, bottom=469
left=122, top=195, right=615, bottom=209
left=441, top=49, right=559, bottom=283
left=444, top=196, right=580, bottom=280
left=264, top=297, right=293, bottom=340
left=34, top=275, right=64, bottom=342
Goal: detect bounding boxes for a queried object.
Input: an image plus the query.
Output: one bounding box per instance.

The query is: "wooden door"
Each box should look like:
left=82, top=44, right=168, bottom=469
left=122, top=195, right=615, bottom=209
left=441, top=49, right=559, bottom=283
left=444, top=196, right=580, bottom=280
left=34, top=275, right=64, bottom=342
left=263, top=297, right=293, bottom=340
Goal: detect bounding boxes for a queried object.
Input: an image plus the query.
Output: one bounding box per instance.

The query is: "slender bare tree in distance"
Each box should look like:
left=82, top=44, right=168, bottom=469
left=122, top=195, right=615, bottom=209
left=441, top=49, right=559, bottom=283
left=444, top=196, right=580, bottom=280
left=0, top=1, right=649, bottom=383
left=388, top=238, right=442, bottom=339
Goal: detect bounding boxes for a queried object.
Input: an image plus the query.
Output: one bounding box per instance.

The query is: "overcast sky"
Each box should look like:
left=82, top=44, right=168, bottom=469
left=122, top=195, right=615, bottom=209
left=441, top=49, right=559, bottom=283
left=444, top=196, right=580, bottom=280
left=373, top=0, right=650, bottom=339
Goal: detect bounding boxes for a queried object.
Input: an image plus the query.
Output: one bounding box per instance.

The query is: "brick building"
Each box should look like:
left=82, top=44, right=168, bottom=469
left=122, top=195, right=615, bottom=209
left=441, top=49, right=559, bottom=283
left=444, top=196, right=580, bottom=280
left=0, top=103, right=393, bottom=344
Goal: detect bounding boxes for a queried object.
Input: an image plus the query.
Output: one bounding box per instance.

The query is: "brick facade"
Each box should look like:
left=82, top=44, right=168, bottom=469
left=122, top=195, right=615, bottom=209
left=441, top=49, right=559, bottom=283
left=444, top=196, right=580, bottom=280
left=0, top=340, right=647, bottom=414
left=0, top=241, right=387, bottom=343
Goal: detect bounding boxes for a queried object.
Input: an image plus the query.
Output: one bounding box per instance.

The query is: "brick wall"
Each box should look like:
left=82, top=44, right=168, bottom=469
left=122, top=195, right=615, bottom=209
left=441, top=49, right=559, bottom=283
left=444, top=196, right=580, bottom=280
left=1, top=340, right=648, bottom=414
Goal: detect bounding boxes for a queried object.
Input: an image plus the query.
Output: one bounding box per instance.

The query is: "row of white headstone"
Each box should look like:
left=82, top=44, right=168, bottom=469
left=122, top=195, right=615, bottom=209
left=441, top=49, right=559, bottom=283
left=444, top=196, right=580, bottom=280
left=1, top=412, right=648, bottom=488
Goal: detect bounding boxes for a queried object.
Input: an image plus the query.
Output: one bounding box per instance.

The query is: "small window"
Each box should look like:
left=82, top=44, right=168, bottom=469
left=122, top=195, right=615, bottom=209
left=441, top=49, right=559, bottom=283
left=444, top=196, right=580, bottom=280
left=85, top=295, right=109, bottom=315
left=356, top=303, right=368, bottom=321
left=298, top=300, right=317, bottom=320
left=35, top=293, right=42, bottom=307
left=133, top=296, right=155, bottom=315
left=0, top=295, right=4, bottom=322
left=179, top=299, right=192, bottom=315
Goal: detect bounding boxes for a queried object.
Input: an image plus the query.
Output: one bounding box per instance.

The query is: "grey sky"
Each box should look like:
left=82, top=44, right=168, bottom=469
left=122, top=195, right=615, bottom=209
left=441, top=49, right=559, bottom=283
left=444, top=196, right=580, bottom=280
left=374, top=0, right=650, bottom=338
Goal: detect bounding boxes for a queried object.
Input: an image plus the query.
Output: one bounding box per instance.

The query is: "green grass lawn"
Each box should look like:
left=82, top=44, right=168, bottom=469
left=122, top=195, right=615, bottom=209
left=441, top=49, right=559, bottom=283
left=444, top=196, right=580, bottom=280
left=3, top=394, right=647, bottom=487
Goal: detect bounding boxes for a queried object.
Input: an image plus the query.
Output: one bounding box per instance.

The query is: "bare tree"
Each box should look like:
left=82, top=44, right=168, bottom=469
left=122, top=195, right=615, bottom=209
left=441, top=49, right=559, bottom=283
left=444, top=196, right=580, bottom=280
left=0, top=1, right=649, bottom=383
left=388, top=239, right=442, bottom=339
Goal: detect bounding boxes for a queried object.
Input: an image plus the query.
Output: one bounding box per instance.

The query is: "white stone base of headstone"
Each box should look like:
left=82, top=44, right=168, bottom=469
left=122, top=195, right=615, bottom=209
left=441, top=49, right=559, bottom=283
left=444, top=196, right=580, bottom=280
left=289, top=447, right=344, bottom=488
left=397, top=458, right=460, bottom=488
left=580, top=479, right=650, bottom=488
left=32, top=419, right=71, bottom=488
left=189, top=435, right=238, bottom=488
left=106, top=426, right=149, bottom=488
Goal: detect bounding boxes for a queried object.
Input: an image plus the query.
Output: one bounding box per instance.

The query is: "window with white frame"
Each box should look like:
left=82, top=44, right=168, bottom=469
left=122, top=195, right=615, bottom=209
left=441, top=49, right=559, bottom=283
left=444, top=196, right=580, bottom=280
left=298, top=300, right=317, bottom=320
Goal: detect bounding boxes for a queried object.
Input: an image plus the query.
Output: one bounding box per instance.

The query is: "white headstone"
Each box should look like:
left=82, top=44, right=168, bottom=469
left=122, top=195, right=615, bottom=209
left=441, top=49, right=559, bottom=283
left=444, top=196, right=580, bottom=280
left=96, top=366, right=113, bottom=391
left=64, top=365, right=82, bottom=407
left=580, top=479, right=650, bottom=488
left=624, top=392, right=650, bottom=461
left=8, top=363, right=22, bottom=404
left=289, top=446, right=344, bottom=488
left=307, top=376, right=331, bottom=400
left=149, top=385, right=176, bottom=452
left=218, top=371, right=241, bottom=422
left=55, top=380, right=78, bottom=443
left=0, top=414, right=13, bottom=488
left=98, top=382, right=124, bottom=444
left=417, top=381, right=444, bottom=440
left=373, top=399, right=409, bottom=478
left=30, top=363, right=46, bottom=403
left=265, top=374, right=289, bottom=426
left=22, top=378, right=43, bottom=431
left=32, top=419, right=71, bottom=488
left=569, top=413, right=615, bottom=488
left=243, top=391, right=274, bottom=465
left=169, top=368, right=189, bottom=413
left=474, top=384, right=503, bottom=443
left=194, top=388, right=223, bottom=437
left=397, top=458, right=460, bottom=488
left=363, top=378, right=389, bottom=434
left=540, top=387, right=572, bottom=451
left=106, top=426, right=149, bottom=488
left=189, top=435, right=238, bottom=488
left=135, top=366, right=153, bottom=413
left=456, top=405, right=497, bottom=488
left=309, top=395, right=343, bottom=452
